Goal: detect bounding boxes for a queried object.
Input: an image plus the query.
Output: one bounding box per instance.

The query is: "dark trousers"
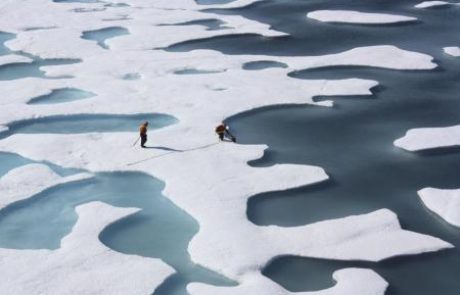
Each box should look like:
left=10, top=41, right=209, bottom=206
left=141, top=134, right=147, bottom=147
left=218, top=132, right=224, bottom=141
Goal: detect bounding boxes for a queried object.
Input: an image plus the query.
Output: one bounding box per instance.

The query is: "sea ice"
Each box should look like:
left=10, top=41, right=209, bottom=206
left=1, top=134, right=451, bottom=280
left=5, top=28, right=104, bottom=59
left=444, top=46, right=460, bottom=57
left=0, top=164, right=91, bottom=209
left=418, top=188, right=460, bottom=227
left=0, top=54, right=33, bottom=67
left=188, top=268, right=388, bottom=295
left=415, top=1, right=451, bottom=8
left=27, top=87, right=96, bottom=105
left=0, top=201, right=174, bottom=295
left=394, top=125, right=460, bottom=151
left=0, top=0, right=452, bottom=293
left=307, top=10, right=417, bottom=24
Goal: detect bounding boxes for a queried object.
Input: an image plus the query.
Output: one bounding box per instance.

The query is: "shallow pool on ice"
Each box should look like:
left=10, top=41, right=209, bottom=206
left=0, top=171, right=234, bottom=294
left=81, top=27, right=130, bottom=50
left=0, top=113, right=177, bottom=140
left=0, top=56, right=79, bottom=80
left=27, top=88, right=96, bottom=105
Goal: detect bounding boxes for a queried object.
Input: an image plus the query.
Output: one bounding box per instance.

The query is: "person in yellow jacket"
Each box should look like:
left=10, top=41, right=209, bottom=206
left=215, top=122, right=236, bottom=142
left=139, top=121, right=149, bottom=148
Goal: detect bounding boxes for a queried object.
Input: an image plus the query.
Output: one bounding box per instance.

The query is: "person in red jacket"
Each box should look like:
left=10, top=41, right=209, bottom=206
left=139, top=121, right=149, bottom=148
left=215, top=123, right=236, bottom=142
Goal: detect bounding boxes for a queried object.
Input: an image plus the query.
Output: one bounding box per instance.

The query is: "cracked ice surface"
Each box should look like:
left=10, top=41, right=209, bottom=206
left=0, top=201, right=174, bottom=294
left=307, top=10, right=417, bottom=24
left=394, top=125, right=460, bottom=151
left=418, top=188, right=460, bottom=227
left=0, top=0, right=453, bottom=293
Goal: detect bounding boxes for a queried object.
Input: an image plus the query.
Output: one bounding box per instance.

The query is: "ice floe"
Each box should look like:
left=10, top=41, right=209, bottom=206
left=0, top=0, right=284, bottom=59
left=307, top=10, right=417, bottom=24
left=444, top=46, right=460, bottom=57
left=0, top=45, right=436, bottom=127
left=0, top=0, right=452, bottom=293
left=394, top=125, right=460, bottom=151
left=0, top=201, right=174, bottom=294
left=5, top=28, right=105, bottom=59
left=0, top=135, right=452, bottom=277
left=188, top=268, right=388, bottom=295
left=0, top=163, right=91, bottom=209
left=418, top=188, right=460, bottom=227
left=415, top=1, right=451, bottom=8
left=0, top=54, right=33, bottom=67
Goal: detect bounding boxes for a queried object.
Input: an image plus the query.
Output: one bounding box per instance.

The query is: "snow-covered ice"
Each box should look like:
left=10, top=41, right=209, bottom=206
left=189, top=268, right=388, bottom=295
left=418, top=188, right=460, bottom=227
left=0, top=0, right=453, bottom=293
left=0, top=163, right=91, bottom=209
left=0, top=201, right=174, bottom=295
left=0, top=54, right=33, bottom=67
left=444, top=46, right=460, bottom=57
left=0, top=134, right=452, bottom=280
left=415, top=1, right=451, bottom=8
left=307, top=10, right=417, bottom=24
left=394, top=125, right=460, bottom=151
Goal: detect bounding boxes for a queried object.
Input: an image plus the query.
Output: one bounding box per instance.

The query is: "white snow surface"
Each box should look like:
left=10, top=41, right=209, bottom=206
left=189, top=268, right=388, bottom=295
left=0, top=54, right=33, bottom=66
left=394, top=124, right=460, bottom=151
left=419, top=188, right=460, bottom=227
left=0, top=201, right=174, bottom=294
left=0, top=133, right=452, bottom=279
left=307, top=10, right=417, bottom=24
left=444, top=46, right=460, bottom=57
left=0, top=0, right=452, bottom=294
left=0, top=163, right=91, bottom=209
left=415, top=1, right=451, bottom=8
